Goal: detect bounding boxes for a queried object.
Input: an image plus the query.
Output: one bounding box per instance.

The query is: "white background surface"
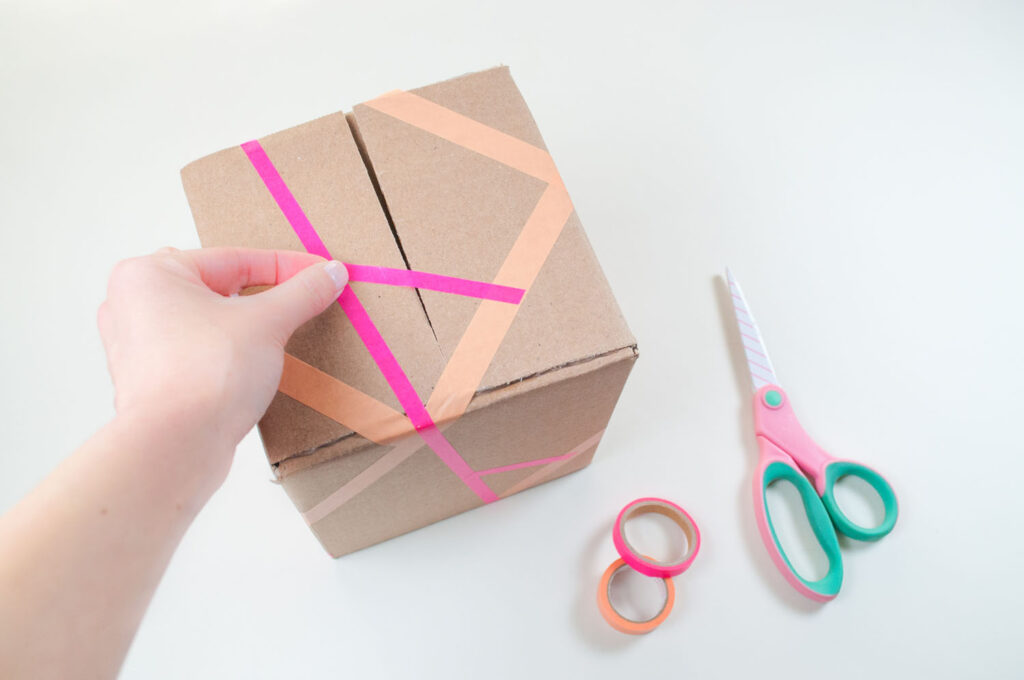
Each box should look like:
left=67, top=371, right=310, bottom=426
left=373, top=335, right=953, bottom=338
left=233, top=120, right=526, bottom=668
left=2, top=1, right=1022, bottom=677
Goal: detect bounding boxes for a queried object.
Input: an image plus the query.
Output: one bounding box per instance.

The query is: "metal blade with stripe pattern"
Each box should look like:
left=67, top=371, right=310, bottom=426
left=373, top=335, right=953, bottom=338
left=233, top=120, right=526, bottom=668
left=725, top=268, right=779, bottom=391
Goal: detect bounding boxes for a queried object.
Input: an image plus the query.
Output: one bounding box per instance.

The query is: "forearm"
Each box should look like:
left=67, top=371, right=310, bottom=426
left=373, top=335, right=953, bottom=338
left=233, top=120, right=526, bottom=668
left=0, top=415, right=228, bottom=679
left=0, top=248, right=343, bottom=678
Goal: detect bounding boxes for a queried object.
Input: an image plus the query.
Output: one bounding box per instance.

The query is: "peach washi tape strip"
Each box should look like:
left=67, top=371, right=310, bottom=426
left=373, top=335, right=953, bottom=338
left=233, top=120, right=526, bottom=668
left=365, top=92, right=574, bottom=424
left=251, top=91, right=578, bottom=520
left=302, top=433, right=429, bottom=525
left=302, top=429, right=605, bottom=525
left=498, top=429, right=604, bottom=498
left=279, top=355, right=406, bottom=446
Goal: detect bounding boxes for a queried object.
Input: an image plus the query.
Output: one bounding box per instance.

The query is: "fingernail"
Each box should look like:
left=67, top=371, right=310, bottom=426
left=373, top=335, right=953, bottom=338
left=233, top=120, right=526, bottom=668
left=323, top=260, right=349, bottom=292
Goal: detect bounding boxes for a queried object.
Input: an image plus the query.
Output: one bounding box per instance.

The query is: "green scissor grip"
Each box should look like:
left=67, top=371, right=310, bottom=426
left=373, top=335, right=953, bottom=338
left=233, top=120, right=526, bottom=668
left=761, top=461, right=844, bottom=601
left=821, top=461, right=899, bottom=541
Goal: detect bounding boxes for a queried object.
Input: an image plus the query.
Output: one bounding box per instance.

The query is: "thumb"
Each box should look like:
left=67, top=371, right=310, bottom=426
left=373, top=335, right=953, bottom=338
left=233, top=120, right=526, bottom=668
left=252, top=260, right=348, bottom=341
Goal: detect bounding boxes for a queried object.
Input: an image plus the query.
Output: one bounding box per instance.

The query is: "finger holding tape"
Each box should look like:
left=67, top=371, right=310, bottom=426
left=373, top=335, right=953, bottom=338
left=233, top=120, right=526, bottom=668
left=597, top=557, right=676, bottom=635
left=613, top=497, right=701, bottom=578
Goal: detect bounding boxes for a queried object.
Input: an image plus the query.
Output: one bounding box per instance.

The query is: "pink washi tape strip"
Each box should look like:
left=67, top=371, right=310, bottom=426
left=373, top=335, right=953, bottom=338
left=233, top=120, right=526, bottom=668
left=612, top=497, right=701, bottom=578
left=241, top=139, right=501, bottom=504
left=345, top=264, right=523, bottom=304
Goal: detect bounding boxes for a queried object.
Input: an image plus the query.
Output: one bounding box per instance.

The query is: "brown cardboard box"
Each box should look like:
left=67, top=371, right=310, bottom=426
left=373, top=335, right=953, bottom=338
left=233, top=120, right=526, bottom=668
left=181, top=67, right=636, bottom=557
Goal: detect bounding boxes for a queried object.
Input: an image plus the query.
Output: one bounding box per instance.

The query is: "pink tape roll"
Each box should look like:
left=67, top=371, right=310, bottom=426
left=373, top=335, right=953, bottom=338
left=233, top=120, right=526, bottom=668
left=612, top=498, right=701, bottom=578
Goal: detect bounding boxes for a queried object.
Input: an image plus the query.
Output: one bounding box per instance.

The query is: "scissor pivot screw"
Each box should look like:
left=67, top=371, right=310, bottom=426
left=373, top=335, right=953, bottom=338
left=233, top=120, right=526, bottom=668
left=763, top=390, right=783, bottom=408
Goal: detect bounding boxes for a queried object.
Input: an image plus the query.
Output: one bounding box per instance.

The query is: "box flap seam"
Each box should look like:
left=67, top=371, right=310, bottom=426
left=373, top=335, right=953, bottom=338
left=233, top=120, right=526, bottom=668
left=474, top=343, right=639, bottom=398
left=345, top=112, right=443, bottom=355
left=271, top=341, right=638, bottom=475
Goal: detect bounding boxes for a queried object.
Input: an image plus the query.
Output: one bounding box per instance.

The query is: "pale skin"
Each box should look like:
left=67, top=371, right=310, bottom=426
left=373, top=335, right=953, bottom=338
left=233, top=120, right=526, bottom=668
left=0, top=248, right=350, bottom=680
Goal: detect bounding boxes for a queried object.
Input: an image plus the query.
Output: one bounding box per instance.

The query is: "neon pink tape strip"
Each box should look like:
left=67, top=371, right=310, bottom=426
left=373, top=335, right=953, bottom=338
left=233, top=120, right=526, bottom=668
left=239, top=142, right=521, bottom=304
left=346, top=264, right=523, bottom=304
left=241, top=140, right=498, bottom=504
left=477, top=451, right=577, bottom=477
left=241, top=141, right=332, bottom=260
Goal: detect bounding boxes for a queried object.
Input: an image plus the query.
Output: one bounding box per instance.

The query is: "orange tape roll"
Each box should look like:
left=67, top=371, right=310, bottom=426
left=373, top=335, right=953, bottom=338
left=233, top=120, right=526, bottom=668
left=596, top=556, right=676, bottom=635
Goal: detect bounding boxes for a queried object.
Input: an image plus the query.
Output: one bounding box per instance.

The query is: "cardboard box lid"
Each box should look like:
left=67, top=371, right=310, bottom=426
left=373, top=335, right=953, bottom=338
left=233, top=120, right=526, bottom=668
left=181, top=67, right=634, bottom=470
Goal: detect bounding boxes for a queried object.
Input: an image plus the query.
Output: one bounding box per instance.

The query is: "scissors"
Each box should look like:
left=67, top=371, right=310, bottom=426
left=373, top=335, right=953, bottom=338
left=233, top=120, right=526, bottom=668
left=726, top=268, right=898, bottom=601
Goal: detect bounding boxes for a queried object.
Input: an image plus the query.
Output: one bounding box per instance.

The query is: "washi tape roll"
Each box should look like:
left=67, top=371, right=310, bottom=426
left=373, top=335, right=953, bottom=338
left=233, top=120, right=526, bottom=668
left=613, top=497, right=701, bottom=578
left=596, top=556, right=676, bottom=635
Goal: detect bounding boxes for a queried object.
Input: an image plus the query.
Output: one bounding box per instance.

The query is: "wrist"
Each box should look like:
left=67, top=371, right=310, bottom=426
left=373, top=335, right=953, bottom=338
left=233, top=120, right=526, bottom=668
left=104, top=408, right=236, bottom=511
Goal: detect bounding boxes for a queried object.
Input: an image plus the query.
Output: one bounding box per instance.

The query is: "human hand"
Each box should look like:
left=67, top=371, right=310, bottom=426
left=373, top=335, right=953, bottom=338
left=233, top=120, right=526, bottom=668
left=0, top=247, right=348, bottom=678
left=96, top=247, right=348, bottom=488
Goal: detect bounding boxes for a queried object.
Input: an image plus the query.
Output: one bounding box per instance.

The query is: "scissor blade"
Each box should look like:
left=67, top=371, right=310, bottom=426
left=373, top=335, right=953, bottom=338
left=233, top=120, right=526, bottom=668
left=725, top=268, right=779, bottom=391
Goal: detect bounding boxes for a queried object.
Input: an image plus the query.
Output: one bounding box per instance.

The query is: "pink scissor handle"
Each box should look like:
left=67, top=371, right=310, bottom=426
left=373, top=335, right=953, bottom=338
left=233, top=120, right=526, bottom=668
left=753, top=436, right=844, bottom=602
left=753, top=386, right=832, bottom=492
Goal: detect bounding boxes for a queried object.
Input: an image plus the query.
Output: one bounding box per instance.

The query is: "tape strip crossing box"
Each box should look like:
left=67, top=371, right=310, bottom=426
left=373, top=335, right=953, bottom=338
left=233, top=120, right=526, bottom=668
left=181, top=66, right=637, bottom=557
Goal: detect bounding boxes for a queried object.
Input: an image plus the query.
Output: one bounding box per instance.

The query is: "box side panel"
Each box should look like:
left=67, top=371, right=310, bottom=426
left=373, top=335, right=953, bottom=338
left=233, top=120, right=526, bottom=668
left=350, top=67, right=635, bottom=393
left=282, top=348, right=636, bottom=557
left=181, top=112, right=444, bottom=463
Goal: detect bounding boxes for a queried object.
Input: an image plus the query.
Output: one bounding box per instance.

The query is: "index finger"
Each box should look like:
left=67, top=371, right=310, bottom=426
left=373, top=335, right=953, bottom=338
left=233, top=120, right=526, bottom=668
left=178, top=247, right=327, bottom=295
